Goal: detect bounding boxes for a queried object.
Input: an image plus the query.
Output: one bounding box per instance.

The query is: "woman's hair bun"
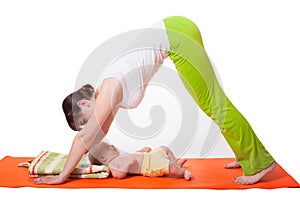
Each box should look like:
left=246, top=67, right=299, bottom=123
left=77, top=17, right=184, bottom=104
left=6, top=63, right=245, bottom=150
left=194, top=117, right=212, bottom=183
left=81, top=84, right=95, bottom=96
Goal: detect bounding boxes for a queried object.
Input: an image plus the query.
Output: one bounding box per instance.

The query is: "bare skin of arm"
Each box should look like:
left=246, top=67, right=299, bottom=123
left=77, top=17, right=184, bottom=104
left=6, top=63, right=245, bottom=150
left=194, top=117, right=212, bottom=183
left=34, top=78, right=122, bottom=184
left=108, top=157, right=138, bottom=179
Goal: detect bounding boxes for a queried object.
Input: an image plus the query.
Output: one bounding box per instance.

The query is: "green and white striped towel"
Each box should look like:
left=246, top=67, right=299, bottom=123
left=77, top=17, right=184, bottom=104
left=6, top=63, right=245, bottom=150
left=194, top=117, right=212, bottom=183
left=25, top=151, right=110, bottom=179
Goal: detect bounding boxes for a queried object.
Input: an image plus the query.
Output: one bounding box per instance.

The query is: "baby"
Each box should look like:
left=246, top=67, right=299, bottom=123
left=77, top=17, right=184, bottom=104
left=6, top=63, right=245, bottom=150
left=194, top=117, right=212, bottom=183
left=88, top=142, right=192, bottom=180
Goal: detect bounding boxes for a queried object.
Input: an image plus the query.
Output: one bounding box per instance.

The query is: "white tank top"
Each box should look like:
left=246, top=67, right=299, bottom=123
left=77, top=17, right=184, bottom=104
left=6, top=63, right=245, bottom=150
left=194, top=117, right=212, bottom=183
left=99, top=20, right=170, bottom=108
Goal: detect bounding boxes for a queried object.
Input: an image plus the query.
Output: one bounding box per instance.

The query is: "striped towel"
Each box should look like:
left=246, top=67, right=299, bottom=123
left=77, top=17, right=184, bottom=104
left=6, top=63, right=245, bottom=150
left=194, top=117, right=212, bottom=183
left=20, top=151, right=110, bottom=179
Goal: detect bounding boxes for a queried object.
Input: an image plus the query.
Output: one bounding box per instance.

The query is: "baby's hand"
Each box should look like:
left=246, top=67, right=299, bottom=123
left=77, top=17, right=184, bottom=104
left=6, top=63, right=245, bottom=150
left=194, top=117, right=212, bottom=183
left=137, top=147, right=152, bottom=153
left=143, top=147, right=152, bottom=152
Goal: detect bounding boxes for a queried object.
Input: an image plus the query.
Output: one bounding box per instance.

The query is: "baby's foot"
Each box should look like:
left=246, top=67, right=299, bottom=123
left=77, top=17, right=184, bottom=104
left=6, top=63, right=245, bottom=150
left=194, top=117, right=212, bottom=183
left=233, top=162, right=276, bottom=185
left=224, top=161, right=241, bottom=169
left=184, top=170, right=192, bottom=181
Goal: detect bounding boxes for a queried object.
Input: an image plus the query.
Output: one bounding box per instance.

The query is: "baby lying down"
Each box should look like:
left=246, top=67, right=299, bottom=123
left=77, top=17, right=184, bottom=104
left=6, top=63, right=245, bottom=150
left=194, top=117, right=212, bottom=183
left=88, top=142, right=192, bottom=180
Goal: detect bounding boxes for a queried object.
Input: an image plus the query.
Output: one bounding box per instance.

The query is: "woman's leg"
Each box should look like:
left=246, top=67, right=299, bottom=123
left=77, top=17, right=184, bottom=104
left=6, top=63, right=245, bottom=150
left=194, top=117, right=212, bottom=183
left=163, top=16, right=275, bottom=183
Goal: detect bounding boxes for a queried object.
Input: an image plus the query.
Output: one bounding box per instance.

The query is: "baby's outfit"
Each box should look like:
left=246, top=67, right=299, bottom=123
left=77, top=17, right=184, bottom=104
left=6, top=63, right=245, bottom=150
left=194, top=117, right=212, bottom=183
left=141, top=147, right=170, bottom=177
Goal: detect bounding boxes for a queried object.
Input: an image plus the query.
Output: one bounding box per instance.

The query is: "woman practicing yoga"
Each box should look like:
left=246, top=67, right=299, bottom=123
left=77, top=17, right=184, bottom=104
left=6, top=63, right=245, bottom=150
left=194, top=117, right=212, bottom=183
left=35, top=16, right=276, bottom=185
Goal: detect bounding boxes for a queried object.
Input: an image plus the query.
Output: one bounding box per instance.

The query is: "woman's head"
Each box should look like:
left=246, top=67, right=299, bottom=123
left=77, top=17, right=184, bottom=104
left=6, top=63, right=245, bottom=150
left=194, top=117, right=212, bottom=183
left=62, top=84, right=95, bottom=131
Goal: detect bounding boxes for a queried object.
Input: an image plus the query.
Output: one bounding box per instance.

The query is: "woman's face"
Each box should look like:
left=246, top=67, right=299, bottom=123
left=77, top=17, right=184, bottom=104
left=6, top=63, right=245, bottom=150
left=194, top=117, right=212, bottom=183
left=76, top=99, right=95, bottom=128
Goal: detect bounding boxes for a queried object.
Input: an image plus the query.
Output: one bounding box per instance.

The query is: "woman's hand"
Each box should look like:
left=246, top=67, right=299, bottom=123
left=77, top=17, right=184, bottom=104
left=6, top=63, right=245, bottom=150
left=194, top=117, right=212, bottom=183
left=34, top=175, right=66, bottom=185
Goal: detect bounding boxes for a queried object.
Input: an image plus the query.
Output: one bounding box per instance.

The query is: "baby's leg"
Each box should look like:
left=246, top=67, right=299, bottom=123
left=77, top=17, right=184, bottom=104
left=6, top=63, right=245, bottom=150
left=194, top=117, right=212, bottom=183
left=160, top=146, right=177, bottom=165
left=168, top=164, right=192, bottom=180
left=160, top=146, right=191, bottom=180
left=177, top=158, right=187, bottom=167
left=160, top=146, right=187, bottom=167
left=160, top=145, right=187, bottom=168
left=160, top=146, right=187, bottom=166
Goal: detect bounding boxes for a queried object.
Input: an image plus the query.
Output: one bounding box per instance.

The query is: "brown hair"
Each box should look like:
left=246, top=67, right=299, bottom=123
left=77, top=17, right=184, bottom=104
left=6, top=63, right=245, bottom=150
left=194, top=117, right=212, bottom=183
left=62, top=84, right=95, bottom=131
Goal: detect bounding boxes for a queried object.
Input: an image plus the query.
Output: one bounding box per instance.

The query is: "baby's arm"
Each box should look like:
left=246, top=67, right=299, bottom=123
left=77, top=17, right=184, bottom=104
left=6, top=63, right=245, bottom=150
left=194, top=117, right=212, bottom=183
left=108, top=157, right=137, bottom=179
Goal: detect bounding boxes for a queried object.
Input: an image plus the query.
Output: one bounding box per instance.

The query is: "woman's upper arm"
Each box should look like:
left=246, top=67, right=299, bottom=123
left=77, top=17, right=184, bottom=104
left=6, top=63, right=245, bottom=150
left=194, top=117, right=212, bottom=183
left=78, top=78, right=122, bottom=149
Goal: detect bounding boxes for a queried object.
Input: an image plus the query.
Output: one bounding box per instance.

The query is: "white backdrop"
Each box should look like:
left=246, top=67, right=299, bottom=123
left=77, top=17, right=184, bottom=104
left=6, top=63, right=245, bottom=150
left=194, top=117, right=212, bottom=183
left=1, top=0, right=299, bottom=199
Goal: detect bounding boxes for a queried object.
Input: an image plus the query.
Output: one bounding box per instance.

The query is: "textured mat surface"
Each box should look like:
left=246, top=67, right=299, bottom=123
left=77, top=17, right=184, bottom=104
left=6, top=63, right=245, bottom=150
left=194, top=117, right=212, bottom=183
left=0, top=156, right=299, bottom=189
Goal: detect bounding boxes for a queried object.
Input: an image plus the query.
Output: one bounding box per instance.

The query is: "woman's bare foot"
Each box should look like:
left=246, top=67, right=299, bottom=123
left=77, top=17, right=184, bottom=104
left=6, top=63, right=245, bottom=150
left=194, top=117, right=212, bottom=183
left=233, top=162, right=276, bottom=185
left=184, top=170, right=192, bottom=180
left=176, top=158, right=187, bottom=167
left=224, top=161, right=241, bottom=169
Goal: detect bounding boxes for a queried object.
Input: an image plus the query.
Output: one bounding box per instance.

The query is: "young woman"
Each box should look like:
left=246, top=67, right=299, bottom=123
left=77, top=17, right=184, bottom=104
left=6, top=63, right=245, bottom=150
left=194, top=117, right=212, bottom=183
left=34, top=16, right=275, bottom=185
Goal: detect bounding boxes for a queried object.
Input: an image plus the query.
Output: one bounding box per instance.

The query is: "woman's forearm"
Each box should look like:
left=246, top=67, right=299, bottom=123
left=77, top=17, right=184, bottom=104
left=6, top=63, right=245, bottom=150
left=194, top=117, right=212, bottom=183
left=58, top=88, right=116, bottom=181
left=58, top=116, right=108, bottom=181
left=47, top=114, right=108, bottom=183
left=58, top=134, right=87, bottom=180
left=37, top=78, right=121, bottom=184
left=34, top=133, right=91, bottom=184
left=61, top=104, right=116, bottom=182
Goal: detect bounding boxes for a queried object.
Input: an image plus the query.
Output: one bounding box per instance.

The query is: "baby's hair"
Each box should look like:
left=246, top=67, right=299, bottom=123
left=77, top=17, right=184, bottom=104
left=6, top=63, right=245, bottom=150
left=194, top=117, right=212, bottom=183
left=62, top=84, right=95, bottom=131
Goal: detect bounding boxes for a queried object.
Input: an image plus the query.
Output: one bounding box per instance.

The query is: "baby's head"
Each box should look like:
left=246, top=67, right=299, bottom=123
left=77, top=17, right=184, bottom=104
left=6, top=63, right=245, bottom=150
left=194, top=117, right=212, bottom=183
left=88, top=141, right=120, bottom=166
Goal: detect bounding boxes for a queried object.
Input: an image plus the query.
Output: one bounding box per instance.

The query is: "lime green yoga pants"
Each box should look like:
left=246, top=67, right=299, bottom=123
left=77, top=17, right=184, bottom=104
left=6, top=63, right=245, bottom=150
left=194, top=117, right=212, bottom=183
left=163, top=16, right=274, bottom=176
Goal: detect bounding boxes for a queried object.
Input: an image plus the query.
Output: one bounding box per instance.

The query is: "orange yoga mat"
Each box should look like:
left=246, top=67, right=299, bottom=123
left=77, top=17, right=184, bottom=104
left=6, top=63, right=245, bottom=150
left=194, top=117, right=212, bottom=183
left=0, top=156, right=299, bottom=189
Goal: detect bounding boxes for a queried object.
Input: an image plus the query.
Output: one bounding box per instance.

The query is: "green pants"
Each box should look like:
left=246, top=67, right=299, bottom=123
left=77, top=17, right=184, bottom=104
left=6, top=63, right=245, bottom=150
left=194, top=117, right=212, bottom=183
left=164, top=16, right=274, bottom=176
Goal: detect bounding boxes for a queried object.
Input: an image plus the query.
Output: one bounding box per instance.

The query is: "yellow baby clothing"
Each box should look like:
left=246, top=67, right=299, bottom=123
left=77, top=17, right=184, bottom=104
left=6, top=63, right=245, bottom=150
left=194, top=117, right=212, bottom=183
left=141, top=147, right=170, bottom=177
